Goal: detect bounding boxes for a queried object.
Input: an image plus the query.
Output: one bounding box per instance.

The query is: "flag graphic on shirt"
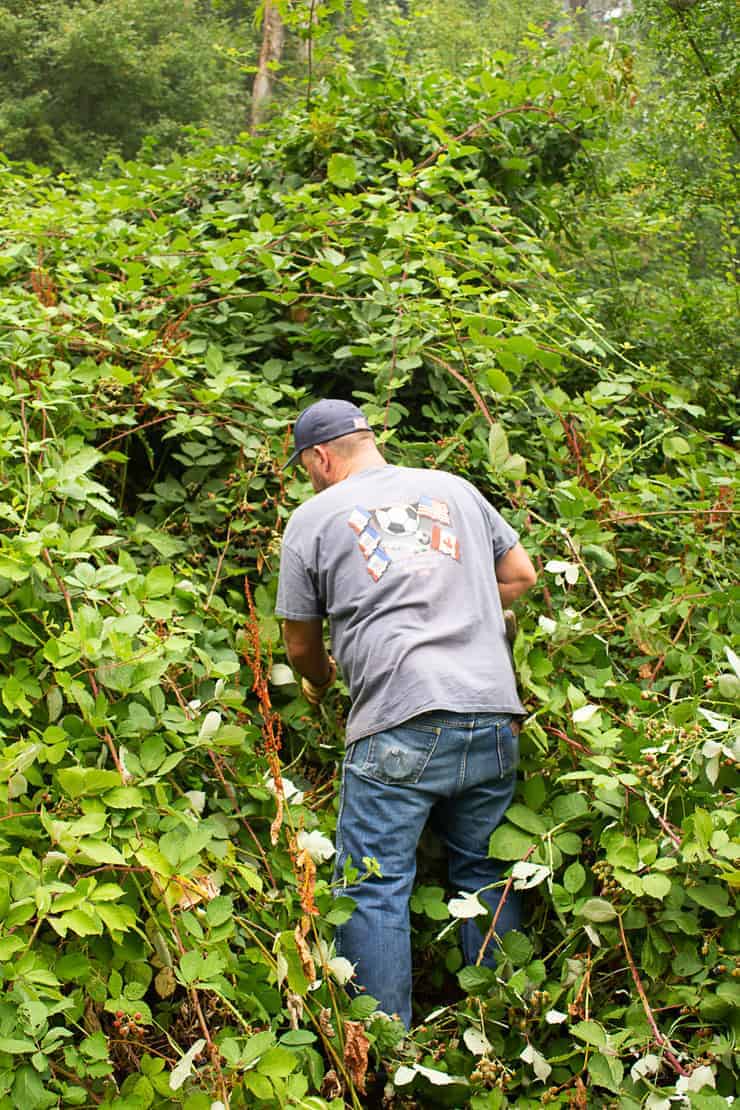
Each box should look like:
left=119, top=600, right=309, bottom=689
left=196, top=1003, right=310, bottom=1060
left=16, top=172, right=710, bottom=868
left=367, top=548, right=391, bottom=581
left=431, top=523, right=461, bottom=561
left=417, top=495, right=451, bottom=524
left=357, top=526, right=381, bottom=558
left=347, top=496, right=460, bottom=580
left=348, top=506, right=371, bottom=535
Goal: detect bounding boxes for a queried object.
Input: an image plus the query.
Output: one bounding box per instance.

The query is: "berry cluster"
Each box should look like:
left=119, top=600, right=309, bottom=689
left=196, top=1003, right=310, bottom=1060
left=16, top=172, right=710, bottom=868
left=470, top=1056, right=509, bottom=1089
left=112, top=1010, right=145, bottom=1039
left=591, top=859, right=620, bottom=898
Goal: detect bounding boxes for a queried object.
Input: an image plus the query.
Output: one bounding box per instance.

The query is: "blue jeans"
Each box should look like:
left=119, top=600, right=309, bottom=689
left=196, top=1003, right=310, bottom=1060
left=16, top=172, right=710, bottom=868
left=333, top=712, right=520, bottom=1027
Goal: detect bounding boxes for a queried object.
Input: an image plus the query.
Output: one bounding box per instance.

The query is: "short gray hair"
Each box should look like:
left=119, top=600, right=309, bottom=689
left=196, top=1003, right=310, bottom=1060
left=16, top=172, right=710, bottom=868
left=316, top=429, right=376, bottom=457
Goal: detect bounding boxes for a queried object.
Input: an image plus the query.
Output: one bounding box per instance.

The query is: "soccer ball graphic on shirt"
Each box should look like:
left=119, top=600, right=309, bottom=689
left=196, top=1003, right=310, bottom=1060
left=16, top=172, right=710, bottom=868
left=374, top=504, right=420, bottom=537
left=348, top=497, right=460, bottom=580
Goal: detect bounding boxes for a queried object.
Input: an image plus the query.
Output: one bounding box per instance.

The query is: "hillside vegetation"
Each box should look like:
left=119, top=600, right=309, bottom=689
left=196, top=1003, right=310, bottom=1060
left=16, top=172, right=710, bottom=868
left=0, top=12, right=737, bottom=1109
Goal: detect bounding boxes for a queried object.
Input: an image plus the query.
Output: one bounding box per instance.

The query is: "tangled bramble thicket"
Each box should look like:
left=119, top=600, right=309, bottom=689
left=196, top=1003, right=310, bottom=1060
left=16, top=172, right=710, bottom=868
left=0, top=34, right=737, bottom=1110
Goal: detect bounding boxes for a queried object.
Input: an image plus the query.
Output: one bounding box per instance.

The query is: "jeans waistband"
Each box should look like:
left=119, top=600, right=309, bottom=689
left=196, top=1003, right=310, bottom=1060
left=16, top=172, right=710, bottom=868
left=408, top=710, right=515, bottom=728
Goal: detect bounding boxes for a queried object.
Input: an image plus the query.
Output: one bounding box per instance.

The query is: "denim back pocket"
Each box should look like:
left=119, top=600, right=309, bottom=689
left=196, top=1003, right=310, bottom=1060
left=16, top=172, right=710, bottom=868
left=359, top=723, right=440, bottom=785
left=496, top=719, right=520, bottom=778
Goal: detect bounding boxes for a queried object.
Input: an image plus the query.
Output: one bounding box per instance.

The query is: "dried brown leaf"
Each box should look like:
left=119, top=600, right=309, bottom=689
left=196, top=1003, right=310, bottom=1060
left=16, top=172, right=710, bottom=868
left=569, top=1075, right=588, bottom=1109
left=294, top=921, right=316, bottom=983
left=321, top=1068, right=343, bottom=1100
left=319, top=1007, right=336, bottom=1040
left=343, top=1019, right=370, bottom=1095
left=286, top=991, right=303, bottom=1030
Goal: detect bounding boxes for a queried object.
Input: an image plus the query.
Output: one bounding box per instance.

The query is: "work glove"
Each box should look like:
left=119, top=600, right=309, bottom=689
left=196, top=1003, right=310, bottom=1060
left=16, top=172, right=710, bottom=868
left=504, top=609, right=517, bottom=646
left=301, top=656, right=337, bottom=705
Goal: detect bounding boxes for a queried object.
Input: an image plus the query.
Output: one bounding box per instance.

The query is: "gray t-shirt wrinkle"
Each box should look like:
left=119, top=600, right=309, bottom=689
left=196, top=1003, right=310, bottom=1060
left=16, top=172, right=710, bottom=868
left=276, top=465, right=525, bottom=743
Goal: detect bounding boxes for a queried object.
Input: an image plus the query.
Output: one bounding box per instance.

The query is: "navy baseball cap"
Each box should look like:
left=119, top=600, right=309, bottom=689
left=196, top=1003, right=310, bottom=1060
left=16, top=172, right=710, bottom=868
left=285, top=399, right=372, bottom=467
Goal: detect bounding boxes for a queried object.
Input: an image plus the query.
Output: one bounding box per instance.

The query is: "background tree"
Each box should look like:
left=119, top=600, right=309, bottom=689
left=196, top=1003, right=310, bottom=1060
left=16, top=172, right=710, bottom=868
left=0, top=0, right=252, bottom=171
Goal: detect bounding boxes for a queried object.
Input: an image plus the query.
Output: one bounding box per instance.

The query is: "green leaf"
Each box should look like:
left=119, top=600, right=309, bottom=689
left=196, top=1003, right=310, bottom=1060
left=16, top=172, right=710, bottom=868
left=577, top=898, right=617, bottom=923
left=488, top=823, right=538, bottom=859
left=488, top=422, right=509, bottom=469
left=96, top=904, right=137, bottom=933
left=564, top=862, right=586, bottom=894
left=57, top=768, right=122, bottom=797
left=642, top=874, right=672, bottom=900
left=206, top=895, right=233, bottom=927
left=505, top=803, right=549, bottom=835
left=486, top=368, right=512, bottom=395
left=103, top=787, right=144, bottom=808
left=57, top=908, right=103, bottom=936
left=685, top=884, right=733, bottom=916
left=0, top=1037, right=37, bottom=1053
left=241, top=1030, right=276, bottom=1069
left=552, top=794, right=589, bottom=822
left=571, top=1020, right=607, bottom=1048
left=56, top=447, right=102, bottom=485
left=457, top=966, right=495, bottom=994
left=588, top=1051, right=623, bottom=1091
left=554, top=832, right=582, bottom=856
left=256, top=1046, right=297, bottom=1078
left=13, top=1064, right=54, bottom=1110
left=75, top=839, right=127, bottom=866
left=327, top=153, right=358, bottom=189
left=348, top=994, right=379, bottom=1020
left=245, top=1073, right=273, bottom=1100
left=0, top=935, right=26, bottom=959
left=144, top=565, right=174, bottom=597
left=501, top=930, right=533, bottom=965
left=663, top=435, right=691, bottom=458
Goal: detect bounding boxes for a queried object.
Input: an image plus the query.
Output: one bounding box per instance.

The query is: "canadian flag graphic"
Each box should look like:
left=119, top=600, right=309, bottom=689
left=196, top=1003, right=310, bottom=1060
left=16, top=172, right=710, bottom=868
left=431, top=524, right=461, bottom=560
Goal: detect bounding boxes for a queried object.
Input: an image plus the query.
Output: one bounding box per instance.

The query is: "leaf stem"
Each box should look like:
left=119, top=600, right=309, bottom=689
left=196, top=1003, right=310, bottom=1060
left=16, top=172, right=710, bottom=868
left=617, top=915, right=688, bottom=1077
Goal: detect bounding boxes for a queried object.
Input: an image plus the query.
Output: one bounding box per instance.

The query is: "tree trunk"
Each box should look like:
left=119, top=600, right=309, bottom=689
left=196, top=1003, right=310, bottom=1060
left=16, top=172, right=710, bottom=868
left=251, top=0, right=284, bottom=132
left=298, top=0, right=318, bottom=63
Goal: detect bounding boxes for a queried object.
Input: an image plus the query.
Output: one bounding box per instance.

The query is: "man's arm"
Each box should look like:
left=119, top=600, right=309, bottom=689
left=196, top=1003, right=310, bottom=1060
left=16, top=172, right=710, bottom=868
left=283, top=618, right=333, bottom=685
left=495, top=542, right=537, bottom=607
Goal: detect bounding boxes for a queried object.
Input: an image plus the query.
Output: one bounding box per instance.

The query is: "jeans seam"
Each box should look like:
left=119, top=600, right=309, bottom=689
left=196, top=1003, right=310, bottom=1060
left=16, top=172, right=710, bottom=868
left=495, top=721, right=503, bottom=778
left=458, top=724, right=473, bottom=791
left=334, top=761, right=350, bottom=884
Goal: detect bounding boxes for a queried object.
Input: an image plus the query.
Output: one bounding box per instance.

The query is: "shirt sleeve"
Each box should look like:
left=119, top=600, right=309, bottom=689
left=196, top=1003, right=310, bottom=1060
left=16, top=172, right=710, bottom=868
left=275, top=543, right=326, bottom=621
left=485, top=503, right=520, bottom=561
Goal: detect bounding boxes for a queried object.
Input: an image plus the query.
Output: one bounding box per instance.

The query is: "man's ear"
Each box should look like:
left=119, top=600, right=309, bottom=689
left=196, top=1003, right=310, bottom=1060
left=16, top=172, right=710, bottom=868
left=313, top=444, right=332, bottom=472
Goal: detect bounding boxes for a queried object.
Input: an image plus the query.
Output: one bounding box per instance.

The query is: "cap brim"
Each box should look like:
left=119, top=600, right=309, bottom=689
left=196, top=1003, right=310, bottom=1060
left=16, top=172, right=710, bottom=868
left=282, top=447, right=302, bottom=469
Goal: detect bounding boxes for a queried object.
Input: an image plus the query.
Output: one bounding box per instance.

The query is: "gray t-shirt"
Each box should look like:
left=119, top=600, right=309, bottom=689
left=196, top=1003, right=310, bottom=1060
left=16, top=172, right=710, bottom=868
left=275, top=464, right=525, bottom=743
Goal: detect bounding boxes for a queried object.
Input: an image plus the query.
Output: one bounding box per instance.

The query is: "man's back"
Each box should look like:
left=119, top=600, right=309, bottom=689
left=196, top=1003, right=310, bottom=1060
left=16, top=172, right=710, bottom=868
left=276, top=464, right=524, bottom=742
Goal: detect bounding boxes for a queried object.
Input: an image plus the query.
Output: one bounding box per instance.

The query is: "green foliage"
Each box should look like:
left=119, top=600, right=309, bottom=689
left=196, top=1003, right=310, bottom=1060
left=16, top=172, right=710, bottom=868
left=546, top=0, right=739, bottom=443
left=0, top=31, right=737, bottom=1109
left=0, top=0, right=250, bottom=172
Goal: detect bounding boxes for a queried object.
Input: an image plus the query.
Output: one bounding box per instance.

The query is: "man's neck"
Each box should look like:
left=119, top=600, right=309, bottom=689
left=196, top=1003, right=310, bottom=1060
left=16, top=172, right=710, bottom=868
left=343, top=450, right=387, bottom=479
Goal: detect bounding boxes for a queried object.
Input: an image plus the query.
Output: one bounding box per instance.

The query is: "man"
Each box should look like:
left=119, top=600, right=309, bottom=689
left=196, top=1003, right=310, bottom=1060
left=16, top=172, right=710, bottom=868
left=275, top=398, right=536, bottom=1028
